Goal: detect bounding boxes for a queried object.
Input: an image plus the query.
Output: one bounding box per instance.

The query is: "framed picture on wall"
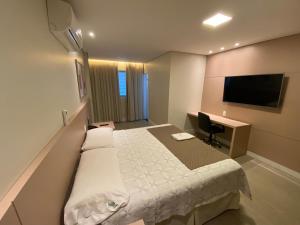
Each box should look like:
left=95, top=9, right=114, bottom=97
left=75, top=59, right=87, bottom=100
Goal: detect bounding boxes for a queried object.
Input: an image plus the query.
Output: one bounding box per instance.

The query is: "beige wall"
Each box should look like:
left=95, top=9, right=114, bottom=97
left=145, top=54, right=171, bottom=124
left=202, top=34, right=300, bottom=172
left=146, top=52, right=206, bottom=130
left=0, top=0, right=83, bottom=199
left=168, top=53, right=206, bottom=130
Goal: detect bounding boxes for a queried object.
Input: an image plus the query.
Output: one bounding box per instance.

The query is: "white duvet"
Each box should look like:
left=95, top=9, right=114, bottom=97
left=102, top=125, right=251, bottom=225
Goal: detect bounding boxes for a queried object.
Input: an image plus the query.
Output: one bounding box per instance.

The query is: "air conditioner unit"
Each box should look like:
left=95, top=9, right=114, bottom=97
left=46, top=0, right=83, bottom=52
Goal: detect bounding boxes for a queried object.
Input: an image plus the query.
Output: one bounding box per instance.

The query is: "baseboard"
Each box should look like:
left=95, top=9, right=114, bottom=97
left=247, top=151, right=300, bottom=180
left=148, top=119, right=156, bottom=126
left=215, top=136, right=231, bottom=148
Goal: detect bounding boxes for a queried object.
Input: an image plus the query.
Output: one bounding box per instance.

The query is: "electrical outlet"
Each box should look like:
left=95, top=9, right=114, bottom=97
left=222, top=110, right=227, bottom=117
left=62, top=109, right=68, bottom=126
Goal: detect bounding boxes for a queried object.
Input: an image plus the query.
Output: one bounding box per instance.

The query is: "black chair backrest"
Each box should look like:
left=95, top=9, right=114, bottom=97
left=198, top=112, right=211, bottom=133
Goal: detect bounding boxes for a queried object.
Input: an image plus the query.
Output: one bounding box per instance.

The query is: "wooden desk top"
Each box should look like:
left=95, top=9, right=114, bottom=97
left=188, top=112, right=250, bottom=128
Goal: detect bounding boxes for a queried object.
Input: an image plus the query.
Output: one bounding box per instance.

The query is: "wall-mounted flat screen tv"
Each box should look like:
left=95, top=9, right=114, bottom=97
left=223, top=74, right=284, bottom=107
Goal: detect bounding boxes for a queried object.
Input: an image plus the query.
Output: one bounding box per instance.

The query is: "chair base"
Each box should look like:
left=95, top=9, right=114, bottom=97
left=201, top=136, right=223, bottom=148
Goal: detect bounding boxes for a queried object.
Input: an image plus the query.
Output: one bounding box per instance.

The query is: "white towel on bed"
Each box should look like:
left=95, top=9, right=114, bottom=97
left=171, top=132, right=195, bottom=141
left=64, top=148, right=129, bottom=225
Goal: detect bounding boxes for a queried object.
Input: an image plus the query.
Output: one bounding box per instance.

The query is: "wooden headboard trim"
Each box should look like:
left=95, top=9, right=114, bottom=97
left=0, top=101, right=88, bottom=222
left=0, top=205, right=21, bottom=225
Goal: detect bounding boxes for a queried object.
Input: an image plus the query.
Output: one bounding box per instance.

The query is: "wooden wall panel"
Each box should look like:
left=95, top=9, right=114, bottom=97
left=0, top=205, right=21, bottom=225
left=12, top=103, right=88, bottom=225
left=0, top=102, right=89, bottom=225
left=202, top=34, right=300, bottom=172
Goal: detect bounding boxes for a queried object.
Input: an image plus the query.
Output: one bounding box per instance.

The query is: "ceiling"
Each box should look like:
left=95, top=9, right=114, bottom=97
left=70, top=0, right=300, bottom=62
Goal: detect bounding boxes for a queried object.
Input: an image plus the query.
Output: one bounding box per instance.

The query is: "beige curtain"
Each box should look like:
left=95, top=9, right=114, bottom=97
left=89, top=63, right=122, bottom=122
left=126, top=63, right=145, bottom=121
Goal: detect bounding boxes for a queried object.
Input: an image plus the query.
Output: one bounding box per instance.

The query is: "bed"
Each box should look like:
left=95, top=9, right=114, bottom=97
left=65, top=124, right=251, bottom=225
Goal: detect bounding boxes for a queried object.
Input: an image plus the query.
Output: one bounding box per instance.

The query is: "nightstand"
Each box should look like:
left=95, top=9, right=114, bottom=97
left=129, top=220, right=144, bottom=225
left=91, top=121, right=115, bottom=130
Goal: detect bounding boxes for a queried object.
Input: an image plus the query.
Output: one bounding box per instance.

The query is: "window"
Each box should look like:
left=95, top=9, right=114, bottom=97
left=118, top=71, right=127, bottom=96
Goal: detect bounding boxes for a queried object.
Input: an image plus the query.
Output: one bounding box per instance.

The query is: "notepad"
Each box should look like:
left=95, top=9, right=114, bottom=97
left=171, top=132, right=195, bottom=141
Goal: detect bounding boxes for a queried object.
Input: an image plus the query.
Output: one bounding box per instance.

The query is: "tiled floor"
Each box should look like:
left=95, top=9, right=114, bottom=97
left=114, top=121, right=300, bottom=225
left=190, top=142, right=300, bottom=225
left=189, top=139, right=300, bottom=224
left=205, top=153, right=300, bottom=225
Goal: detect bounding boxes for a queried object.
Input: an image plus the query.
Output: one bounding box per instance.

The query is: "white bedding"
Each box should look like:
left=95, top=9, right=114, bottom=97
left=102, top=125, right=251, bottom=225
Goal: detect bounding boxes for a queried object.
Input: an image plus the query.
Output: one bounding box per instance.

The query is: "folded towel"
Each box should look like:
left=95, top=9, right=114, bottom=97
left=171, top=132, right=195, bottom=141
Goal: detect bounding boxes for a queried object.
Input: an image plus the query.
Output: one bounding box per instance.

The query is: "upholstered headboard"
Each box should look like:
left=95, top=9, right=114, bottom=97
left=0, top=101, right=89, bottom=225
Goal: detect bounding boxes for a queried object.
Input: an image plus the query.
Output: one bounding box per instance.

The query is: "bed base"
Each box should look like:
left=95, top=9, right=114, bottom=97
left=156, top=192, right=240, bottom=225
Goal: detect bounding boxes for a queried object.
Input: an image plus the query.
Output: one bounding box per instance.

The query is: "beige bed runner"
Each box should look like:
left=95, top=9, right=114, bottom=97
left=147, top=125, right=228, bottom=170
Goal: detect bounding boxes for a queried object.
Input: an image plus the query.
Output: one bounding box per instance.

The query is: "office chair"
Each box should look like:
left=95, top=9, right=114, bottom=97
left=198, top=112, right=225, bottom=147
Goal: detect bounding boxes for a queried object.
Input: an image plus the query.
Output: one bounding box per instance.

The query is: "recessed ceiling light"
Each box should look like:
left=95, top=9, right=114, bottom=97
left=208, top=50, right=213, bottom=54
left=235, top=42, right=240, bottom=47
left=75, top=29, right=82, bottom=37
left=220, top=47, right=225, bottom=51
left=88, top=32, right=95, bottom=38
left=203, top=13, right=232, bottom=27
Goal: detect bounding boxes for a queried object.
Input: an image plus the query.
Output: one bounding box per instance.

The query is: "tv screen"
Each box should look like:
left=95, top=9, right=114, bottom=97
left=223, top=74, right=284, bottom=107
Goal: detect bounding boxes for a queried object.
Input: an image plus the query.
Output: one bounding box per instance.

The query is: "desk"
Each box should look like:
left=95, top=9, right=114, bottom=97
left=188, top=112, right=251, bottom=158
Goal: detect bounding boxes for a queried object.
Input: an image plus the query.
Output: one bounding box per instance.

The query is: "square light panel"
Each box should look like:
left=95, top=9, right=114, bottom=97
left=203, top=13, right=232, bottom=27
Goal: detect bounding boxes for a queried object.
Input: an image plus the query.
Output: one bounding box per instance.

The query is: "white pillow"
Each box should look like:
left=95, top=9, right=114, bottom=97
left=81, top=127, right=113, bottom=151
left=64, top=148, right=129, bottom=225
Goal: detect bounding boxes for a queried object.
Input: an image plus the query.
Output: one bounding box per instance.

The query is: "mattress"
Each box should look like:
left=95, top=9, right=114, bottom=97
left=102, top=125, right=251, bottom=225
